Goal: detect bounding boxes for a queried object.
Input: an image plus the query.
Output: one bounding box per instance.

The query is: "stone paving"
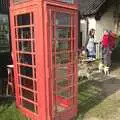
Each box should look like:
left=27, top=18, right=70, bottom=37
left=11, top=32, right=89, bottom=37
left=77, top=63, right=120, bottom=120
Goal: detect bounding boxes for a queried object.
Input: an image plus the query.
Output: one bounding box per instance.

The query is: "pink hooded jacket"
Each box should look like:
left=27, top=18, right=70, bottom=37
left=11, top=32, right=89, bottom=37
left=102, top=32, right=116, bottom=50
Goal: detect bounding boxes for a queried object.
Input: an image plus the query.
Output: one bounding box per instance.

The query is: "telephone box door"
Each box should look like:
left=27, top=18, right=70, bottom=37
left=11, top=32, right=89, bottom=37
left=10, top=7, right=40, bottom=120
left=48, top=6, right=78, bottom=120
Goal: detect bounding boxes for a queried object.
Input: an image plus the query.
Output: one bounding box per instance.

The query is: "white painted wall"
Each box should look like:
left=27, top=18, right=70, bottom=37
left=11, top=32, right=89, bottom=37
left=96, top=5, right=115, bottom=42
left=88, top=17, right=97, bottom=41
left=88, top=18, right=96, bottom=31
left=87, top=6, right=115, bottom=58
left=88, top=5, right=115, bottom=42
left=80, top=5, right=116, bottom=59
left=80, top=19, right=88, bottom=46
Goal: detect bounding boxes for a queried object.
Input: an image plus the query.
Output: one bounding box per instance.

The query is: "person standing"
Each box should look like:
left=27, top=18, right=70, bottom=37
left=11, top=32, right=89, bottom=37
left=86, top=29, right=96, bottom=59
left=102, top=30, right=116, bottom=67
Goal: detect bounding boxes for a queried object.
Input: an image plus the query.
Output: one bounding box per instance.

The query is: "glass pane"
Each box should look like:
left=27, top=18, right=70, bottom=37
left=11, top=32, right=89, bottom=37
left=56, top=97, right=74, bottom=112
left=21, top=77, right=34, bottom=90
left=17, top=14, right=30, bottom=26
left=33, top=40, right=35, bottom=52
left=57, top=0, right=74, bottom=3
left=14, top=0, right=22, bottom=3
left=22, top=88, right=34, bottom=101
left=56, top=66, right=73, bottom=79
left=15, top=28, right=17, bottom=38
left=52, top=55, right=55, bottom=64
left=62, top=0, right=74, bottom=3
left=56, top=40, right=71, bottom=51
left=32, top=27, right=34, bottom=38
left=31, top=13, right=34, bottom=24
left=52, top=40, right=55, bottom=52
left=56, top=67, right=67, bottom=78
left=19, top=54, right=32, bottom=65
left=57, top=87, right=73, bottom=98
left=33, top=55, right=36, bottom=65
left=34, top=68, right=36, bottom=78
left=18, top=41, right=32, bottom=52
left=14, top=16, right=17, bottom=26
left=56, top=52, right=70, bottom=64
left=56, top=28, right=71, bottom=38
left=20, top=66, right=33, bottom=77
left=18, top=27, right=31, bottom=39
left=57, top=78, right=73, bottom=88
left=56, top=13, right=70, bottom=25
left=22, top=99, right=35, bottom=112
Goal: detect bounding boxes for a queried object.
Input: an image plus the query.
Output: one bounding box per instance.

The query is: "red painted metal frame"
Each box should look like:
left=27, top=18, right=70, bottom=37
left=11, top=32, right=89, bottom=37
left=10, top=0, right=78, bottom=120
left=46, top=5, right=78, bottom=120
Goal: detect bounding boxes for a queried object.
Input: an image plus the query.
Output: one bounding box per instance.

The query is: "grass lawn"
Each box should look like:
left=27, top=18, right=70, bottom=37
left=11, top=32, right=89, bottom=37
left=0, top=79, right=104, bottom=120
left=1, top=73, right=120, bottom=120
left=77, top=72, right=120, bottom=120
left=0, top=99, right=27, bottom=120
left=77, top=78, right=104, bottom=120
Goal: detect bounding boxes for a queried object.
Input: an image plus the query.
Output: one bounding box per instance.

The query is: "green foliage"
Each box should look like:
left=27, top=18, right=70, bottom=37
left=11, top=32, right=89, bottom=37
left=0, top=100, right=27, bottom=120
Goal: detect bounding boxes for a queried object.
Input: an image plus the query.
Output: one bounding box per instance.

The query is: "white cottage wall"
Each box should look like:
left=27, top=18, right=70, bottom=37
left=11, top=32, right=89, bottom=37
left=80, top=19, right=88, bottom=46
left=96, top=5, right=115, bottom=42
left=87, top=5, right=115, bottom=58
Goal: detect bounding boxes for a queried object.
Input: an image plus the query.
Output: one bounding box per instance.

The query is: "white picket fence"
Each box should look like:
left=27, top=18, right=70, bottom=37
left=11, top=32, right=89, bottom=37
left=95, top=42, right=102, bottom=59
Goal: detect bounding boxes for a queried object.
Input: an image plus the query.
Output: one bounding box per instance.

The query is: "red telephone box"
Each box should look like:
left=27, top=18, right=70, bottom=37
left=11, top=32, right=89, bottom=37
left=10, top=0, right=78, bottom=120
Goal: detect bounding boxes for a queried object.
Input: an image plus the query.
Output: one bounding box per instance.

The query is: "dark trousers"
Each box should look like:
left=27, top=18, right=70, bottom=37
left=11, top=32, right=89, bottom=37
left=102, top=47, right=111, bottom=67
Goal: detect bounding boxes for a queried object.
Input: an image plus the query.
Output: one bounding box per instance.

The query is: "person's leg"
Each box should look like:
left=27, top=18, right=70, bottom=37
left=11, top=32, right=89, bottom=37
left=102, top=47, right=104, bottom=64
left=103, top=48, right=108, bottom=66
left=108, top=53, right=111, bottom=67
left=87, top=50, right=91, bottom=58
left=86, top=49, right=89, bottom=57
left=104, top=53, right=107, bottom=66
left=105, top=47, right=111, bottom=67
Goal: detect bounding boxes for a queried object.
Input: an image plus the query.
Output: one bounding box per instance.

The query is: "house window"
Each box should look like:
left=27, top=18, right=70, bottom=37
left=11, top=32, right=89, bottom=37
left=0, top=14, right=9, bottom=52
